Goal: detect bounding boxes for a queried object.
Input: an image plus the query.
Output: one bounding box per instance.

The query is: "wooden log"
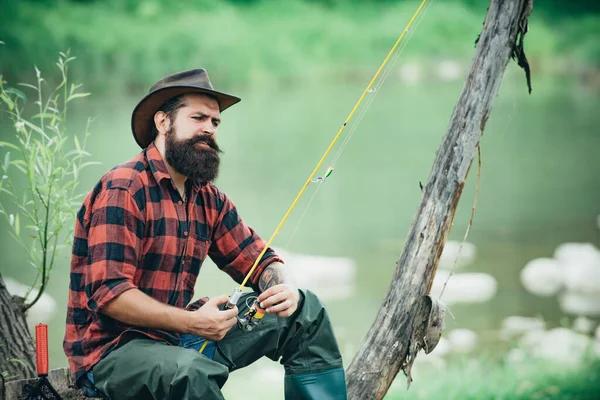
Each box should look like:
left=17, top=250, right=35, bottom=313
left=3, top=367, right=99, bottom=400
left=0, top=273, right=36, bottom=380
left=345, top=0, right=533, bottom=398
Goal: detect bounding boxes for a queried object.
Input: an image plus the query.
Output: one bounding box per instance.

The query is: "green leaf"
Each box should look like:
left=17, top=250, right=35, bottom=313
left=7, top=358, right=28, bottom=368
left=18, top=83, right=38, bottom=90
left=0, top=141, right=21, bottom=151
left=0, top=92, right=15, bottom=111
left=5, top=87, right=26, bottom=101
left=12, top=164, right=27, bottom=174
left=80, top=161, right=101, bottom=168
left=32, top=113, right=62, bottom=122
left=15, top=213, right=20, bottom=236
left=56, top=77, right=66, bottom=91
left=21, top=119, right=50, bottom=140
left=74, top=135, right=81, bottom=152
left=3, top=152, right=10, bottom=171
left=67, top=92, right=91, bottom=101
left=10, top=159, right=27, bottom=174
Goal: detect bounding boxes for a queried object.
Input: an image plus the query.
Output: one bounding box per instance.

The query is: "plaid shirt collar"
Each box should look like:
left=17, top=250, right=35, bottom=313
left=145, top=142, right=204, bottom=192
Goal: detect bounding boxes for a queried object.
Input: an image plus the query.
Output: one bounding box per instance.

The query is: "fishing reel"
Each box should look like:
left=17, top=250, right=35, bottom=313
left=225, top=288, right=266, bottom=332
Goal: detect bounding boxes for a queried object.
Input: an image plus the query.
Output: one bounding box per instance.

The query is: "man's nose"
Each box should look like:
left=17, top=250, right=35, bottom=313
left=202, top=123, right=216, bottom=135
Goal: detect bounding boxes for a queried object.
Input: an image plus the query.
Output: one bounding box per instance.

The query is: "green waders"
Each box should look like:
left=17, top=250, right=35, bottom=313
left=90, top=290, right=347, bottom=399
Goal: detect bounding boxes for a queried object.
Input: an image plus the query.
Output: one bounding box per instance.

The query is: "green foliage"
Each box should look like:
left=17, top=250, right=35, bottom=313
left=0, top=52, right=98, bottom=310
left=387, top=356, right=600, bottom=399
left=0, top=0, right=598, bottom=95
left=0, top=343, right=28, bottom=382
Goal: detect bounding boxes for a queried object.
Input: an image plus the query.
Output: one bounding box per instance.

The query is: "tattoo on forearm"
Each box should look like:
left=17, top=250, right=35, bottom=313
left=259, top=265, right=281, bottom=292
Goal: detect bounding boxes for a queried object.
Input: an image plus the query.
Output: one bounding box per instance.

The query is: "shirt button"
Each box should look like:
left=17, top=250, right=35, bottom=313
left=183, top=231, right=188, bottom=237
left=178, top=201, right=183, bottom=205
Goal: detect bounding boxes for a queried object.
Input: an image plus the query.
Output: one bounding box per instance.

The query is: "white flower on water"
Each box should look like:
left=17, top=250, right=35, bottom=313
left=563, top=248, right=600, bottom=296
left=428, top=336, right=451, bottom=357
left=274, top=247, right=356, bottom=301
left=572, top=316, right=596, bottom=334
left=435, top=60, right=463, bottom=82
left=500, top=316, right=546, bottom=340
left=430, top=270, right=496, bottom=304
left=398, top=63, right=422, bottom=85
left=519, top=328, right=547, bottom=350
left=438, top=240, right=477, bottom=269
left=447, top=329, right=478, bottom=353
left=554, top=242, right=600, bottom=269
left=559, top=292, right=600, bottom=317
left=520, top=243, right=600, bottom=317
left=534, top=328, right=591, bottom=366
left=520, top=258, right=564, bottom=296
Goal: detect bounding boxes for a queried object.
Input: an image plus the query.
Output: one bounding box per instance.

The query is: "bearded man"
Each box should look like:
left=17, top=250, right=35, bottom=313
left=63, top=69, right=347, bottom=399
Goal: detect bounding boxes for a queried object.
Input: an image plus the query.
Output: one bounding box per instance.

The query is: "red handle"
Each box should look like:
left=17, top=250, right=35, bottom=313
left=35, top=323, right=49, bottom=376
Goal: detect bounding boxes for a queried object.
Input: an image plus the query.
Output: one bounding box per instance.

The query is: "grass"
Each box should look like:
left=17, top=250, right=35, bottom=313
left=386, top=356, right=600, bottom=399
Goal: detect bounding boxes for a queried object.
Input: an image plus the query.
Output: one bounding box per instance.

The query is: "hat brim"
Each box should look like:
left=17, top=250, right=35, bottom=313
left=131, top=86, right=241, bottom=148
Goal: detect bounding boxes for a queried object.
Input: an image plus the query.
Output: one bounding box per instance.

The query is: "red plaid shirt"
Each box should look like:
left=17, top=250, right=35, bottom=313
left=63, top=143, right=281, bottom=383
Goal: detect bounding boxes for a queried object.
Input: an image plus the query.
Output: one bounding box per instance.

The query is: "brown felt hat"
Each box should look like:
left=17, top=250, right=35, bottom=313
left=131, top=69, right=241, bottom=148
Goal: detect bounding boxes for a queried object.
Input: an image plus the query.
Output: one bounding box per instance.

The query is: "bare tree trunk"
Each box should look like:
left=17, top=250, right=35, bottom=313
left=346, top=0, right=533, bottom=398
left=0, top=273, right=36, bottom=381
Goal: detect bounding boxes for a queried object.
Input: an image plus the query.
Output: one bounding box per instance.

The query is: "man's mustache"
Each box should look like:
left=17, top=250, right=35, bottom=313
left=188, top=135, right=221, bottom=153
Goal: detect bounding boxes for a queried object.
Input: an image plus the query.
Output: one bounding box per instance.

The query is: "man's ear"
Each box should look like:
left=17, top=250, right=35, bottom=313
left=154, top=111, right=170, bottom=136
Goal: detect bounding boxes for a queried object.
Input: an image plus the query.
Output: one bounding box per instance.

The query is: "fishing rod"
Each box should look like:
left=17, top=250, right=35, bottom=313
left=199, top=0, right=431, bottom=353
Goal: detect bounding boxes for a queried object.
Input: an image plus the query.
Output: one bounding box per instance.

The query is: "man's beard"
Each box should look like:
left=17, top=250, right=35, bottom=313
left=164, top=126, right=222, bottom=184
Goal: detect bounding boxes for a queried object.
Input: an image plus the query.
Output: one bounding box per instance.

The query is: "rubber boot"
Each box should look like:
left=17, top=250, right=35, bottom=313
left=284, top=367, right=348, bottom=400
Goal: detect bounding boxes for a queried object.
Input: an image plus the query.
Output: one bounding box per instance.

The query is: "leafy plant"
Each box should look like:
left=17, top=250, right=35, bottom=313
left=0, top=51, right=98, bottom=311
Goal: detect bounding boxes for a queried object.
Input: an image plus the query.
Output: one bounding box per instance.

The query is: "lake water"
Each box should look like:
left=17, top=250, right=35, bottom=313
left=1, top=69, right=599, bottom=397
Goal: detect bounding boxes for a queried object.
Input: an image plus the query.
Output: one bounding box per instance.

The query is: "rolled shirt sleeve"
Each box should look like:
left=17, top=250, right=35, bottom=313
left=208, top=192, right=282, bottom=291
left=85, top=187, right=145, bottom=312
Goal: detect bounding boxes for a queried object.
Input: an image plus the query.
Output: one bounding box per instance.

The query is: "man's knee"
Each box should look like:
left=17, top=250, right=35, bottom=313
left=164, top=349, right=229, bottom=398
left=297, top=290, right=332, bottom=326
left=94, top=341, right=229, bottom=400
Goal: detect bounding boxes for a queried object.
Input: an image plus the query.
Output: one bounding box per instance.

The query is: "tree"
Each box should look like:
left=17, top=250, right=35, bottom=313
left=0, top=52, right=97, bottom=382
left=346, top=0, right=533, bottom=398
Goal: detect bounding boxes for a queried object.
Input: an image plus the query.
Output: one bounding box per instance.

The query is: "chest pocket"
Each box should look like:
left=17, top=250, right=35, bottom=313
left=185, top=235, right=210, bottom=291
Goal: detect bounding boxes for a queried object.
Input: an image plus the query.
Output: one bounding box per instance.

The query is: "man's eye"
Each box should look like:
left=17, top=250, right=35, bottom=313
left=212, top=121, right=220, bottom=127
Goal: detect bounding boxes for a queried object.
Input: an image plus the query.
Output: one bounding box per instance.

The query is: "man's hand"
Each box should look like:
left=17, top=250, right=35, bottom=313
left=258, top=284, right=300, bottom=317
left=187, top=296, right=238, bottom=341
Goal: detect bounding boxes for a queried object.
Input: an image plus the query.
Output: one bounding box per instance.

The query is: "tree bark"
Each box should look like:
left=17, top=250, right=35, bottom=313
left=4, top=367, right=95, bottom=400
left=0, top=273, right=36, bottom=381
left=345, top=0, right=533, bottom=398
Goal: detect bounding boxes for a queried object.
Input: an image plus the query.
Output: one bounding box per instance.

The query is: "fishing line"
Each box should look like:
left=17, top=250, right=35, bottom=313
left=438, top=92, right=519, bottom=301
left=283, top=0, right=434, bottom=248
left=439, top=145, right=481, bottom=300
left=236, top=0, right=434, bottom=293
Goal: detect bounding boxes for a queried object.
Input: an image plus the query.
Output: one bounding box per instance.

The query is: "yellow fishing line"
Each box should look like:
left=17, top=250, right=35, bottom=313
left=238, top=0, right=430, bottom=290
left=199, top=340, right=208, bottom=353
